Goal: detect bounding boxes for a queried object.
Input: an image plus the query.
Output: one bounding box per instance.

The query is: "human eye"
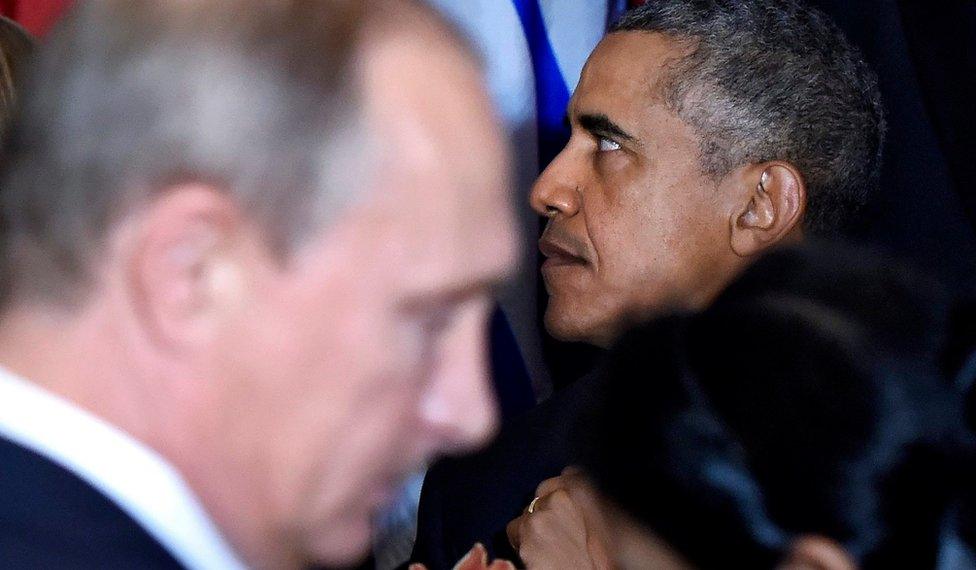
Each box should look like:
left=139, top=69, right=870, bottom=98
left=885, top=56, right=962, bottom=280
left=597, top=136, right=621, bottom=152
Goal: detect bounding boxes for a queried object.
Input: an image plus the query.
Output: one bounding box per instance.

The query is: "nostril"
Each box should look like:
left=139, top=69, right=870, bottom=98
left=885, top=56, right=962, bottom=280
left=544, top=206, right=559, bottom=218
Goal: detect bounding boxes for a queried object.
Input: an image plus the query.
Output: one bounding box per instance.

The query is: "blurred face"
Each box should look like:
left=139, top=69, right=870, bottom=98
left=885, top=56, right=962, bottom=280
left=207, top=18, right=517, bottom=568
left=531, top=32, right=737, bottom=347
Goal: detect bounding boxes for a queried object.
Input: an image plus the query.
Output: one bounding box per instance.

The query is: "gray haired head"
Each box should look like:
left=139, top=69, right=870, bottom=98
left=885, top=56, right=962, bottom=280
left=612, top=0, right=885, bottom=233
left=0, top=0, right=370, bottom=304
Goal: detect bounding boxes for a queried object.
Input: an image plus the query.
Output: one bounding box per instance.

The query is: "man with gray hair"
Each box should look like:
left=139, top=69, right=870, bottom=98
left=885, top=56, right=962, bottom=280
left=0, top=0, right=517, bottom=568
left=412, top=0, right=884, bottom=567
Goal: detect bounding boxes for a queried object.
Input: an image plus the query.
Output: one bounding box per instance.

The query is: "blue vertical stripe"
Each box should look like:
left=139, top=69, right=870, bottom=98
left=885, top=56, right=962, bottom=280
left=607, top=0, right=629, bottom=28
left=510, top=0, right=572, bottom=168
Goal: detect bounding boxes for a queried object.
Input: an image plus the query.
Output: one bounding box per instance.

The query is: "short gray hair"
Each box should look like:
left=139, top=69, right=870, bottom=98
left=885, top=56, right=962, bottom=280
left=0, top=0, right=368, bottom=303
left=613, top=0, right=885, bottom=233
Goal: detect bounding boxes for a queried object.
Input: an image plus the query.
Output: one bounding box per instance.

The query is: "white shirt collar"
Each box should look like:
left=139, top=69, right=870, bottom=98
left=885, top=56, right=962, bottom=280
left=0, top=365, right=249, bottom=570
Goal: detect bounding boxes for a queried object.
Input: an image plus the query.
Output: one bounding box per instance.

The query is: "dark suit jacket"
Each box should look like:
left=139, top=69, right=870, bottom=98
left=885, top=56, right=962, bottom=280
left=410, top=372, right=600, bottom=569
left=0, top=435, right=184, bottom=568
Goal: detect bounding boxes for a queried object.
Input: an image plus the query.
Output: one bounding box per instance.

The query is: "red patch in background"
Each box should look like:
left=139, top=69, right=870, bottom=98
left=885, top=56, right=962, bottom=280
left=1, top=0, right=73, bottom=38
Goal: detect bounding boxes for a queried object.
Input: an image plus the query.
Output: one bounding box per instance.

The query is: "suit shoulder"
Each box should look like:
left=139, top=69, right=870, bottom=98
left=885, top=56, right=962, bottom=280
left=0, top=436, right=184, bottom=568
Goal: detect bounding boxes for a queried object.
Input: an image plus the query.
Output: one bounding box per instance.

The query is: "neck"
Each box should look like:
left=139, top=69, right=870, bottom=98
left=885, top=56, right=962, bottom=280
left=0, top=300, right=158, bottom=445
left=0, top=299, right=307, bottom=569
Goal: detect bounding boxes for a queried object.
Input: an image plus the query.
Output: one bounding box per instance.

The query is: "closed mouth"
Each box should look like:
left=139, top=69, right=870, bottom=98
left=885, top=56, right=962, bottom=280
left=539, top=237, right=587, bottom=268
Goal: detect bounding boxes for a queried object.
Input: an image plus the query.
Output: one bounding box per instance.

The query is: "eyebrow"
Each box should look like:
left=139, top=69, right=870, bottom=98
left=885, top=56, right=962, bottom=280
left=576, top=113, right=637, bottom=143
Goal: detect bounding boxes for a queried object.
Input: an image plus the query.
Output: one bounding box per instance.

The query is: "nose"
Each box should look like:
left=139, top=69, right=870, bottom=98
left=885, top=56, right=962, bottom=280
left=418, top=304, right=499, bottom=455
left=529, top=151, right=582, bottom=219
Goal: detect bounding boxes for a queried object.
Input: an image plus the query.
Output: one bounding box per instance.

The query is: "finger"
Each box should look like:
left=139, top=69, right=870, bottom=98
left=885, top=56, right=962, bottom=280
left=487, top=559, right=517, bottom=570
left=476, top=542, right=489, bottom=564
left=562, top=465, right=583, bottom=477
left=451, top=543, right=486, bottom=570
left=506, top=515, right=524, bottom=549
left=558, top=469, right=589, bottom=493
left=541, top=488, right=577, bottom=515
left=523, top=489, right=576, bottom=520
left=523, top=495, right=541, bottom=516
left=561, top=478, right=608, bottom=535
left=562, top=476, right=599, bottom=511
left=534, top=475, right=566, bottom=498
left=586, top=532, right=616, bottom=570
left=474, top=542, right=489, bottom=566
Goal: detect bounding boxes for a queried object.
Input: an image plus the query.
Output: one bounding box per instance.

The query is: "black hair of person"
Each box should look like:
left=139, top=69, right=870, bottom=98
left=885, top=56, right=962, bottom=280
left=581, top=242, right=976, bottom=568
left=611, top=1, right=884, bottom=233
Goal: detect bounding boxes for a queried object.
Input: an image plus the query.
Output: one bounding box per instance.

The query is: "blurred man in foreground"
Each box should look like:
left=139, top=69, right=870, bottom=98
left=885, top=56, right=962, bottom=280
left=0, top=0, right=516, bottom=568
left=412, top=1, right=885, bottom=566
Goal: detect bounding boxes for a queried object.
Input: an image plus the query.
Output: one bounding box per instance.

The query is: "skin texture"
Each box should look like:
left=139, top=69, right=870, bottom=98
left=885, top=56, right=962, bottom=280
left=0, top=3, right=517, bottom=569
left=507, top=469, right=615, bottom=570
left=531, top=31, right=804, bottom=347
left=510, top=473, right=856, bottom=570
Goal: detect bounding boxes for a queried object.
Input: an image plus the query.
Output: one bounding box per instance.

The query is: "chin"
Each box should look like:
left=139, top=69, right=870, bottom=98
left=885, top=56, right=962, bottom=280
left=544, top=308, right=606, bottom=347
left=307, top=514, right=373, bottom=567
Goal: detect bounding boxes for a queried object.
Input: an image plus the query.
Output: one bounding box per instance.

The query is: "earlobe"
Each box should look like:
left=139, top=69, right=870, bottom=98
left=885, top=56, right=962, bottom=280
left=730, top=163, right=806, bottom=258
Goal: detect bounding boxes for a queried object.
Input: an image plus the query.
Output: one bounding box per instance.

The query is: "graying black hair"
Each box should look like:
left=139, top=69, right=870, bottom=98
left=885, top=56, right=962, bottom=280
left=613, top=0, right=885, bottom=233
left=0, top=0, right=367, bottom=304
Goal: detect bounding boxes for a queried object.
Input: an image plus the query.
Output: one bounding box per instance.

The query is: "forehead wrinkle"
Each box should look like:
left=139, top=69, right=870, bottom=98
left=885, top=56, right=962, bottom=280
left=605, top=31, right=696, bottom=100
left=587, top=31, right=696, bottom=122
left=568, top=93, right=650, bottom=149
left=572, top=54, right=685, bottom=151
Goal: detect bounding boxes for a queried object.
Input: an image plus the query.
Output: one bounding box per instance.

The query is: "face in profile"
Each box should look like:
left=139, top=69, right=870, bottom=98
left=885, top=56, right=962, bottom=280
left=206, top=13, right=517, bottom=567
left=531, top=32, right=738, bottom=347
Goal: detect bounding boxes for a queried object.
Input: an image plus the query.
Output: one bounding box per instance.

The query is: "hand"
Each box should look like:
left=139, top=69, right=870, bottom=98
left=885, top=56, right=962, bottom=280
left=505, top=468, right=615, bottom=570
left=409, top=542, right=516, bottom=570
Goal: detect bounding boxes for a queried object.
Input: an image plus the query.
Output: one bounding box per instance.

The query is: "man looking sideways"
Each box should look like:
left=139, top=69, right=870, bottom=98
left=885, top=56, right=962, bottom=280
left=0, top=0, right=517, bottom=568
left=412, top=1, right=885, bottom=567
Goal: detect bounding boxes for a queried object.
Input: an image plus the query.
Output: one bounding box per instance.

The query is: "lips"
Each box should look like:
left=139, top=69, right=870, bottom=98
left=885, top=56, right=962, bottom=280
left=539, top=234, right=588, bottom=269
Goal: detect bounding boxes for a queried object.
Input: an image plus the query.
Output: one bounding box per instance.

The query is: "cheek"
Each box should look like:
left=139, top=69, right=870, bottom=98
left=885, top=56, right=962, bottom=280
left=319, top=301, right=440, bottom=458
left=316, top=303, right=426, bottom=423
left=215, top=270, right=416, bottom=451
left=581, top=205, right=706, bottom=320
left=259, top=302, right=429, bottom=538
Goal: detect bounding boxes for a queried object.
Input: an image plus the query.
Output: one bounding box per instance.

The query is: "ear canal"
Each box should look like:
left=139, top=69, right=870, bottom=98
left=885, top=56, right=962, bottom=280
left=741, top=198, right=759, bottom=226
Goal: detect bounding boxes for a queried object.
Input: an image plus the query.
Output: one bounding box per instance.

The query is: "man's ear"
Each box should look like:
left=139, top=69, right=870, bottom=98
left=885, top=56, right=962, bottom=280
left=779, top=535, right=857, bottom=570
left=124, top=184, right=254, bottom=353
left=728, top=162, right=806, bottom=257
